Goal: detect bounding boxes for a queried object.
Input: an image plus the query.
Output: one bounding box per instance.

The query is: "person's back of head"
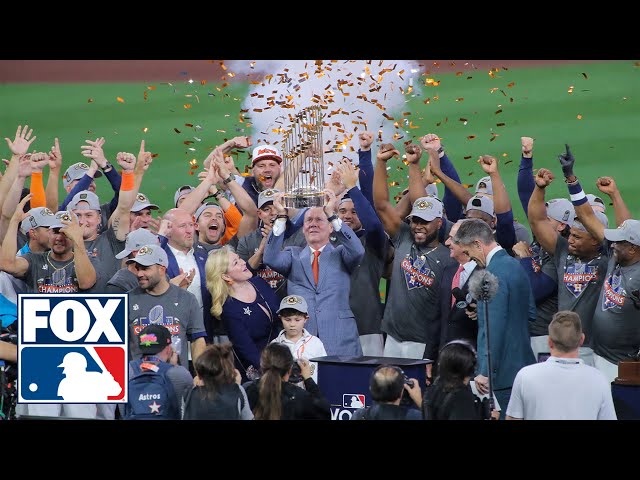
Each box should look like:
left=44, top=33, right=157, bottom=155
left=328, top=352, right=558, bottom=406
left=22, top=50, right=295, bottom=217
left=194, top=343, right=236, bottom=400
left=548, top=311, right=583, bottom=354
left=436, top=340, right=477, bottom=391
left=254, top=343, right=294, bottom=420
left=370, top=365, right=405, bottom=404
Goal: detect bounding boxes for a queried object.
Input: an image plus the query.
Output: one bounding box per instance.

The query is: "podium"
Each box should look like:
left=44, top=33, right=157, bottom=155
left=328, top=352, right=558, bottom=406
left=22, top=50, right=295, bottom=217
left=310, top=356, right=431, bottom=420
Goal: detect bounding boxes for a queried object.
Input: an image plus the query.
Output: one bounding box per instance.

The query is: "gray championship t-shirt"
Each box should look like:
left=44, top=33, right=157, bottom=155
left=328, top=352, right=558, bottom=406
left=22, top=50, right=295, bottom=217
left=528, top=241, right=559, bottom=337
left=127, top=284, right=207, bottom=370
left=382, top=222, right=454, bottom=343
left=592, top=242, right=640, bottom=363
left=554, top=236, right=609, bottom=345
left=20, top=252, right=83, bottom=293
left=84, top=226, right=125, bottom=293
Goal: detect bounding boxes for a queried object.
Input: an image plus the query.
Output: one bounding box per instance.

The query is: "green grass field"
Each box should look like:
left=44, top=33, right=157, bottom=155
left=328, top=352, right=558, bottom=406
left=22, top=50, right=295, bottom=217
left=1, top=60, right=638, bottom=228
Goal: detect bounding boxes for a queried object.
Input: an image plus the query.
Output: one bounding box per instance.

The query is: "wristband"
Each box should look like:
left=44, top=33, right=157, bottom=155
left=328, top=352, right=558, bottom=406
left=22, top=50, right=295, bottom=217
left=276, top=214, right=288, bottom=220
left=213, top=190, right=224, bottom=199
left=567, top=179, right=588, bottom=206
left=326, top=214, right=338, bottom=222
left=222, top=174, right=234, bottom=185
left=121, top=171, right=135, bottom=191
left=101, top=162, right=114, bottom=172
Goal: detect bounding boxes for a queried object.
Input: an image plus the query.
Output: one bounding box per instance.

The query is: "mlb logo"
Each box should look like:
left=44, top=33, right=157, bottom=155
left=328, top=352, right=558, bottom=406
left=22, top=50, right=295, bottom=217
left=343, top=393, right=366, bottom=409
left=18, top=294, right=128, bottom=404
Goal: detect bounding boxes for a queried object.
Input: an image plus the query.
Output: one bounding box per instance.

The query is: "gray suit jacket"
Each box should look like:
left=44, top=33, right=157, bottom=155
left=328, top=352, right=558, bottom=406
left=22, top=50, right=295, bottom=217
left=264, top=223, right=365, bottom=356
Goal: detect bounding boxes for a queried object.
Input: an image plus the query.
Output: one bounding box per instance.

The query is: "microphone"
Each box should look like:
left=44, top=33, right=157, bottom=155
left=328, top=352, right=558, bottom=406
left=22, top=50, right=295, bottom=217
left=468, top=269, right=499, bottom=302
left=451, top=287, right=476, bottom=312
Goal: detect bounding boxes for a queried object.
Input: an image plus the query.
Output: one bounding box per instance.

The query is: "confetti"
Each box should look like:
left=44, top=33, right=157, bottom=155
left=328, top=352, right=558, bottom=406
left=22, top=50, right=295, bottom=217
left=467, top=135, right=476, bottom=140
left=577, top=114, right=583, bottom=120
left=388, top=181, right=399, bottom=186
left=184, top=104, right=192, bottom=109
left=142, top=127, right=148, bottom=133
left=507, top=82, right=515, bottom=88
left=116, top=97, right=125, bottom=103
left=455, top=98, right=464, bottom=102
left=174, top=128, right=181, bottom=134
left=495, top=109, right=503, bottom=114
left=496, top=123, right=506, bottom=127
left=581, top=72, right=588, bottom=79
left=463, top=156, right=472, bottom=160
left=568, top=85, right=574, bottom=94
left=87, top=98, right=93, bottom=103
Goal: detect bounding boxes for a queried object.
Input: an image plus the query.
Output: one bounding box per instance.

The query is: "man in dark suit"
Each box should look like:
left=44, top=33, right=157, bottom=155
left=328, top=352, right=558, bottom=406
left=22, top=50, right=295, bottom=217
left=453, top=218, right=536, bottom=419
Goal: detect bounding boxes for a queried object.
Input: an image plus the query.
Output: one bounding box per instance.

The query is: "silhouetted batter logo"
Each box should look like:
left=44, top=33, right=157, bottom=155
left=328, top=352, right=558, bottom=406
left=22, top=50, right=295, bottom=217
left=18, top=294, right=128, bottom=404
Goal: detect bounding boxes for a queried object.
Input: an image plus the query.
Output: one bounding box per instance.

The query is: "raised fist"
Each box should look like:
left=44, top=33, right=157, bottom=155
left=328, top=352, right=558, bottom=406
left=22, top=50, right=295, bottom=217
left=535, top=168, right=554, bottom=188
left=521, top=137, right=533, bottom=157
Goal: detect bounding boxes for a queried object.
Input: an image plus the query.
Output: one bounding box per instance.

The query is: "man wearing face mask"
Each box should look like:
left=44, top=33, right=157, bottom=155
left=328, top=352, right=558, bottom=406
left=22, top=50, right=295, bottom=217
left=452, top=218, right=536, bottom=419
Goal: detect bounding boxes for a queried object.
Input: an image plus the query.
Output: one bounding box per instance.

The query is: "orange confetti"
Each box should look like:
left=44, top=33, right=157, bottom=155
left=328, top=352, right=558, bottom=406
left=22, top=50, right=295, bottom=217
left=142, top=127, right=148, bottom=133
left=201, top=80, right=207, bottom=85
left=507, top=82, right=515, bottom=88
left=467, top=135, right=476, bottom=140
left=174, top=128, right=181, bottom=134
left=116, top=97, right=125, bottom=103
left=87, top=98, right=93, bottom=103
left=495, top=109, right=503, bottom=114
left=577, top=114, right=583, bottom=120
left=388, top=181, right=399, bottom=187
left=463, top=156, right=472, bottom=160
left=496, top=123, right=506, bottom=127
left=147, top=85, right=157, bottom=90
left=455, top=98, right=464, bottom=102
left=184, top=104, right=192, bottom=109
left=568, top=85, right=574, bottom=94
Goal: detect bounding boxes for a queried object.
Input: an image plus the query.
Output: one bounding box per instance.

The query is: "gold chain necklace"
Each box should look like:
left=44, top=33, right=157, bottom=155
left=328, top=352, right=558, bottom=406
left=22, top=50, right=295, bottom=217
left=46, top=251, right=75, bottom=272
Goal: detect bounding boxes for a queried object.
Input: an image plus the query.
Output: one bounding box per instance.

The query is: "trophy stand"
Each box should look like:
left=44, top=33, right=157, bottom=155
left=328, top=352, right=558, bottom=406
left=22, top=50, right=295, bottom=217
left=282, top=105, right=325, bottom=209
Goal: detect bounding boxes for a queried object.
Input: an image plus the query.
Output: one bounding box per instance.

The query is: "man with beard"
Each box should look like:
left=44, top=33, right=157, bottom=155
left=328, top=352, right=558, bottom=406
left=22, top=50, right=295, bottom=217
left=528, top=161, right=610, bottom=367
left=242, top=145, right=283, bottom=206
left=515, top=198, right=575, bottom=361
left=236, top=188, right=305, bottom=300
left=452, top=218, right=536, bottom=419
left=556, top=156, right=638, bottom=383
left=373, top=143, right=454, bottom=360
left=129, top=192, right=160, bottom=231
left=126, top=243, right=206, bottom=370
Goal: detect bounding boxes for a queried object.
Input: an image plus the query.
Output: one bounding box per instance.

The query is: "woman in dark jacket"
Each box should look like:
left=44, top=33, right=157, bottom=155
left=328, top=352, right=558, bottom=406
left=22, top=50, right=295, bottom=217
left=182, top=343, right=253, bottom=420
left=244, top=343, right=330, bottom=420
left=422, top=340, right=492, bottom=420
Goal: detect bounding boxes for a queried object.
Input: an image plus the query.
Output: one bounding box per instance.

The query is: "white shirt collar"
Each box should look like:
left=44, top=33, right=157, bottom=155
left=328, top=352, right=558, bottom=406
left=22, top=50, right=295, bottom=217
left=168, top=243, right=195, bottom=258
left=486, top=245, right=503, bottom=266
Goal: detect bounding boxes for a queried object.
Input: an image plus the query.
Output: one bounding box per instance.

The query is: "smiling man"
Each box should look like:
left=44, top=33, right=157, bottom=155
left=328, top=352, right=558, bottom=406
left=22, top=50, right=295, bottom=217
left=241, top=145, right=283, bottom=206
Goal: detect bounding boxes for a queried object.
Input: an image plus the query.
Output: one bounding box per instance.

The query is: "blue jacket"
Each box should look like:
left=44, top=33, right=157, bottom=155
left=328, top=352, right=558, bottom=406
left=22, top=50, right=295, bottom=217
left=475, top=249, right=536, bottom=390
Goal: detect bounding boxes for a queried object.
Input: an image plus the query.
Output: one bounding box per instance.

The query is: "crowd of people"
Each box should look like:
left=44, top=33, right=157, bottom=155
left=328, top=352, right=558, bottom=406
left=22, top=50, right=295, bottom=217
left=0, top=123, right=635, bottom=420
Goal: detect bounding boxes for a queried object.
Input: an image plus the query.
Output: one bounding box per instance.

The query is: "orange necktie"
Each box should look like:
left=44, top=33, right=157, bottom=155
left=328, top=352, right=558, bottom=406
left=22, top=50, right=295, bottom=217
left=312, top=250, right=321, bottom=284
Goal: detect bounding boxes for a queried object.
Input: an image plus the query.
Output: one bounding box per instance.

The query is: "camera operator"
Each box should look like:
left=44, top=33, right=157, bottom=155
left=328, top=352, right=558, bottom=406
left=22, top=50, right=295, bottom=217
left=351, top=365, right=422, bottom=420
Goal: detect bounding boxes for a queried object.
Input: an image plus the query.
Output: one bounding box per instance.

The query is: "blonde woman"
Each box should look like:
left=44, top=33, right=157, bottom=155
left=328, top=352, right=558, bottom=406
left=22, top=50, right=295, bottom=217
left=205, top=246, right=280, bottom=382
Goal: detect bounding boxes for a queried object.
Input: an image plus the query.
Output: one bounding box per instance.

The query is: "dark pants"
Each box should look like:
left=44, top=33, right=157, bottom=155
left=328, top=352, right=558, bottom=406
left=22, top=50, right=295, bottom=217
left=494, top=388, right=512, bottom=420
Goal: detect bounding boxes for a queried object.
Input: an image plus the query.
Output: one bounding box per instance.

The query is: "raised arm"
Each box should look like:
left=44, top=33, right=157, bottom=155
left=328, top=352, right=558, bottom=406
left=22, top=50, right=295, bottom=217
left=82, top=137, right=121, bottom=212
left=427, top=144, right=472, bottom=208
left=517, top=136, right=535, bottom=216
left=0, top=154, right=32, bottom=241
left=28, top=152, right=49, bottom=208
left=406, top=143, right=425, bottom=204
left=420, top=134, right=464, bottom=222
left=527, top=168, right=559, bottom=254
left=0, top=195, right=31, bottom=277
left=372, top=143, right=403, bottom=238
left=110, top=142, right=148, bottom=241
left=1, top=125, right=37, bottom=218
left=558, top=144, right=605, bottom=243
left=357, top=132, right=375, bottom=206
left=61, top=211, right=97, bottom=290
left=596, top=176, right=631, bottom=227
left=45, top=138, right=62, bottom=212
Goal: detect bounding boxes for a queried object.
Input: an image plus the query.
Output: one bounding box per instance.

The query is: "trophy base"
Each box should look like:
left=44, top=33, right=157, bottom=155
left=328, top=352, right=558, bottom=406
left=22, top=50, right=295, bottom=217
left=283, top=193, right=325, bottom=209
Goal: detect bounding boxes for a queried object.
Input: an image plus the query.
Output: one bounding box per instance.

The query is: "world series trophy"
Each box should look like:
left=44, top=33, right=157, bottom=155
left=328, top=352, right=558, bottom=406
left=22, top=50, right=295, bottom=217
left=281, top=105, right=325, bottom=208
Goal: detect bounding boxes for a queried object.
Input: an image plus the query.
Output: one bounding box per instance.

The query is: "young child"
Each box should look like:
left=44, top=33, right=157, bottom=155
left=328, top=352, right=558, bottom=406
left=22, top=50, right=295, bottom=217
left=271, top=295, right=327, bottom=386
